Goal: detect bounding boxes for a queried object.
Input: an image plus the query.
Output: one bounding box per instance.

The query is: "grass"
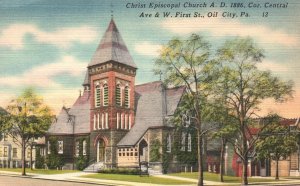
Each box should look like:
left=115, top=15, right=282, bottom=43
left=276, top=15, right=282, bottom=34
left=82, top=173, right=194, bottom=185
left=0, top=168, right=79, bottom=175
left=170, top=172, right=278, bottom=183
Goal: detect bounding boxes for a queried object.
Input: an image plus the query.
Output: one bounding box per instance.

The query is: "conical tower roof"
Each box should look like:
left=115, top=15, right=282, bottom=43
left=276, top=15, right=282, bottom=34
left=88, top=19, right=137, bottom=68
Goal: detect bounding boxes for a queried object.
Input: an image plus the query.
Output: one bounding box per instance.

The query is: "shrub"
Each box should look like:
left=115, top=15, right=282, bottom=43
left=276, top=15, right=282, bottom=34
left=45, top=137, right=64, bottom=169
left=35, top=146, right=45, bottom=169
left=98, top=168, right=139, bottom=175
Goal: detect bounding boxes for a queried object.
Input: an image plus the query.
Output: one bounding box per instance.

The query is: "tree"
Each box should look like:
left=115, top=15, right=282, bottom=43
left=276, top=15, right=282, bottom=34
left=1, top=88, right=52, bottom=175
left=154, top=34, right=216, bottom=186
left=214, top=37, right=294, bottom=185
left=255, top=116, right=298, bottom=180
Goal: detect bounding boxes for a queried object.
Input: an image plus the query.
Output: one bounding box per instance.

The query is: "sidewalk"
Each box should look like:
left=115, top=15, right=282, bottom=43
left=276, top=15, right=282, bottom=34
left=2, top=170, right=300, bottom=186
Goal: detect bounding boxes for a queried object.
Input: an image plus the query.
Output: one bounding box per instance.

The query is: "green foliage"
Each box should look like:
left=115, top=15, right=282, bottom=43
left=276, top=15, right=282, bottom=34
left=173, top=128, right=197, bottom=165
left=35, top=146, right=45, bottom=169
left=3, top=88, right=52, bottom=142
left=75, top=156, right=87, bottom=170
left=46, top=137, right=64, bottom=169
left=214, top=37, right=294, bottom=184
left=256, top=116, right=298, bottom=161
left=74, top=137, right=89, bottom=170
left=149, top=139, right=161, bottom=162
left=98, top=168, right=139, bottom=175
left=1, top=88, right=52, bottom=175
left=162, top=135, right=172, bottom=174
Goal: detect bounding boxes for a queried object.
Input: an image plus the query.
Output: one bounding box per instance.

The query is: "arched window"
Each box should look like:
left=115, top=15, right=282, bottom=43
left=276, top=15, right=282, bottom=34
left=181, top=132, right=186, bottom=151
left=103, top=84, right=108, bottom=106
left=75, top=141, right=79, bottom=156
left=95, top=85, right=101, bottom=107
left=83, top=140, right=87, bottom=155
left=116, top=84, right=121, bottom=106
left=166, top=134, right=172, bottom=153
left=187, top=133, right=192, bottom=152
left=124, top=86, right=130, bottom=108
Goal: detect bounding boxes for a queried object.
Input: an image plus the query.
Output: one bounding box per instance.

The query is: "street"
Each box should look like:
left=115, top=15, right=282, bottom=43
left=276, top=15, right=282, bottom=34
left=0, top=175, right=106, bottom=186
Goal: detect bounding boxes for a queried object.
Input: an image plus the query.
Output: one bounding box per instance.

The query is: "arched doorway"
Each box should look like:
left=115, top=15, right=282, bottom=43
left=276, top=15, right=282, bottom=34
left=139, top=139, right=148, bottom=162
left=97, top=139, right=106, bottom=162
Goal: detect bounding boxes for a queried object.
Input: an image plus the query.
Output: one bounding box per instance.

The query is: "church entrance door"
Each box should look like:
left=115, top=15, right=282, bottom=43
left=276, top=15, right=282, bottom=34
left=97, top=139, right=105, bottom=162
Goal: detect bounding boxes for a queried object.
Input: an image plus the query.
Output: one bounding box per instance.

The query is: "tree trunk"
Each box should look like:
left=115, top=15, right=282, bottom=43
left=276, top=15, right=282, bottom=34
left=30, top=145, right=33, bottom=170
left=242, top=157, right=248, bottom=185
left=197, top=128, right=204, bottom=186
left=275, top=159, right=279, bottom=180
left=21, top=139, right=26, bottom=176
left=242, top=131, right=249, bottom=185
left=220, top=138, right=226, bottom=182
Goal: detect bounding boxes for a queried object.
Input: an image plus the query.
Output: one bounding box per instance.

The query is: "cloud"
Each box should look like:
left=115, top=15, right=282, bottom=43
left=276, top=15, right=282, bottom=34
left=161, top=18, right=298, bottom=47
left=258, top=88, right=300, bottom=118
left=42, top=88, right=82, bottom=114
left=257, top=59, right=290, bottom=72
left=134, top=42, right=162, bottom=56
left=0, top=55, right=87, bottom=88
left=0, top=23, right=98, bottom=50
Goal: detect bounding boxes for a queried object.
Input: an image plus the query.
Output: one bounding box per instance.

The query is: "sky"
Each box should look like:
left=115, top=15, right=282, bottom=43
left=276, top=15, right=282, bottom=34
left=0, top=0, right=299, bottom=118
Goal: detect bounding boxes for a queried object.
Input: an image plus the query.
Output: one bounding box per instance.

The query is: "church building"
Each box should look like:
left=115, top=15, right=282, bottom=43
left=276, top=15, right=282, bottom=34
left=46, top=19, right=189, bottom=173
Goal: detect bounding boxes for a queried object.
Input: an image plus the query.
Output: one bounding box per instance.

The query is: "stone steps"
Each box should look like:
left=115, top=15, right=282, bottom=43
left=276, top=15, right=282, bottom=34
left=83, top=162, right=104, bottom=173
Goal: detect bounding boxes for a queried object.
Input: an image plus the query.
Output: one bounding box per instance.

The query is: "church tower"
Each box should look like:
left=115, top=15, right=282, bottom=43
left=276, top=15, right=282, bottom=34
left=86, top=19, right=137, bottom=167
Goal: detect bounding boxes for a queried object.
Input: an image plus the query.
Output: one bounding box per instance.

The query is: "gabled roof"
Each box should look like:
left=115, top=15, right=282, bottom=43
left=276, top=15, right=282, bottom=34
left=70, top=90, right=90, bottom=134
left=0, top=107, right=8, bottom=115
left=88, top=19, right=137, bottom=68
left=48, top=106, right=73, bottom=134
left=48, top=90, right=90, bottom=135
left=117, top=81, right=185, bottom=147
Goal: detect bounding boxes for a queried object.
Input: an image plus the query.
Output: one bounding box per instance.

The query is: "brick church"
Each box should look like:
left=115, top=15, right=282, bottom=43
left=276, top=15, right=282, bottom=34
left=47, top=19, right=188, bottom=173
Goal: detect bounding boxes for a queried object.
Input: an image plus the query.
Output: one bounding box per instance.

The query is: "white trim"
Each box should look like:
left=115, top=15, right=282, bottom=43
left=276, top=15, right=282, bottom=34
left=125, top=114, right=128, bottom=129
left=101, top=113, right=104, bottom=129
left=93, top=114, right=96, bottom=130
left=117, top=112, right=120, bottom=129
left=121, top=113, right=124, bottom=129
left=105, top=113, right=108, bottom=129
left=97, top=113, right=100, bottom=129
left=129, top=114, right=131, bottom=129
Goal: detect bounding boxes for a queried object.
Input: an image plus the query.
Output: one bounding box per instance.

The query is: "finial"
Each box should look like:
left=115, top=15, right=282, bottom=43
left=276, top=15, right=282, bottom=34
left=110, top=2, right=114, bottom=18
left=62, top=100, right=66, bottom=107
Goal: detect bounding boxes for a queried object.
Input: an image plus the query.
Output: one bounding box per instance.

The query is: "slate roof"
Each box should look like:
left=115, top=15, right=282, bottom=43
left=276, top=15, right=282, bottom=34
left=82, top=70, right=89, bottom=86
left=88, top=19, right=137, bottom=68
left=48, top=90, right=90, bottom=135
left=118, top=81, right=185, bottom=147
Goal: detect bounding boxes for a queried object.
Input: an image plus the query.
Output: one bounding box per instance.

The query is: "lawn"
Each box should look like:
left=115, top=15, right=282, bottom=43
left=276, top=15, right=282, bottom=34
left=0, top=168, right=79, bottom=175
left=170, top=172, right=278, bottom=183
left=82, top=173, right=194, bottom=185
